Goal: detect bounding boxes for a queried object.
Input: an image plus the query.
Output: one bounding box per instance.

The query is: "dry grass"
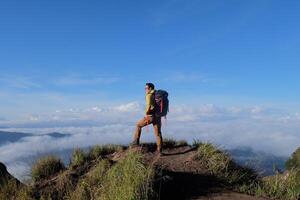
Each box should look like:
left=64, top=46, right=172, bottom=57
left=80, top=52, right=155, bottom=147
left=31, top=155, right=65, bottom=182
left=194, top=142, right=259, bottom=190
left=99, top=150, right=155, bottom=200
left=0, top=179, right=34, bottom=200
left=254, top=168, right=300, bottom=200
left=88, top=144, right=124, bottom=160
left=68, top=150, right=154, bottom=200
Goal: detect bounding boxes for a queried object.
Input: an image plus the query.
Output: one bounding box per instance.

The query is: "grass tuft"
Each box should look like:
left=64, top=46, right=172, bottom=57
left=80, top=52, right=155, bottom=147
left=163, top=138, right=188, bottom=148
left=0, top=179, right=34, bottom=200
left=100, top=150, right=154, bottom=200
left=68, top=151, right=154, bottom=200
left=194, top=142, right=259, bottom=189
left=70, top=148, right=87, bottom=168
left=192, top=139, right=204, bottom=148
left=31, top=155, right=65, bottom=182
left=194, top=142, right=300, bottom=200
left=88, top=144, right=124, bottom=160
left=256, top=168, right=300, bottom=200
left=68, top=159, right=111, bottom=200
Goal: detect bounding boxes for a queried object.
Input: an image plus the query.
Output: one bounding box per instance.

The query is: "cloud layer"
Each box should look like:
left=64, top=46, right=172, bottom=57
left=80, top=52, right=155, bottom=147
left=1, top=102, right=300, bottom=180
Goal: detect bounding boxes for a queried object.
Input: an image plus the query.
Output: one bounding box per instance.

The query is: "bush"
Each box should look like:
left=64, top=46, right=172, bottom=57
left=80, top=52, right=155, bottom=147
left=68, top=159, right=111, bottom=200
left=195, top=143, right=231, bottom=174
left=31, top=155, right=65, bottom=182
left=286, top=147, right=300, bottom=170
left=194, top=142, right=259, bottom=188
left=68, top=151, right=154, bottom=200
left=163, top=138, right=188, bottom=148
left=194, top=143, right=300, bottom=200
left=84, top=159, right=111, bottom=187
left=70, top=148, right=87, bottom=168
left=88, top=144, right=124, bottom=160
left=192, top=139, right=204, bottom=148
left=100, top=151, right=155, bottom=200
left=67, top=181, right=91, bottom=200
left=54, top=172, right=76, bottom=199
left=256, top=169, right=300, bottom=200
left=0, top=179, right=34, bottom=200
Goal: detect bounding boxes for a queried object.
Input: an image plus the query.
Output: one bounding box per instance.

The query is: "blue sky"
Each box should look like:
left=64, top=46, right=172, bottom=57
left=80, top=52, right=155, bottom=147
left=2, top=1, right=300, bottom=178
left=1, top=0, right=300, bottom=114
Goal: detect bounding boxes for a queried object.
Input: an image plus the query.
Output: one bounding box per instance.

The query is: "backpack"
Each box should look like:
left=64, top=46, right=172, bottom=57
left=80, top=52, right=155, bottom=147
left=154, top=90, right=169, bottom=117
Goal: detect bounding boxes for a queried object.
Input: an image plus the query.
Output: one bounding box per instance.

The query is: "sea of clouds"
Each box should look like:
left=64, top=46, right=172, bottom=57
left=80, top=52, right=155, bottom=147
left=0, top=102, right=299, bottom=180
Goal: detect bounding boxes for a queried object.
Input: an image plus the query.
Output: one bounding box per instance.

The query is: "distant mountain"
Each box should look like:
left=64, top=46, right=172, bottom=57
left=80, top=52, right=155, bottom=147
left=227, top=147, right=288, bottom=176
left=0, top=131, right=70, bottom=146
left=0, top=131, right=32, bottom=145
left=47, top=132, right=71, bottom=138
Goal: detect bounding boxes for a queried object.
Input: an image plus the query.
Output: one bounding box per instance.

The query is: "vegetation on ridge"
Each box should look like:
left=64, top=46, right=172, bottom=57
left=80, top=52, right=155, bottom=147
left=0, top=139, right=299, bottom=200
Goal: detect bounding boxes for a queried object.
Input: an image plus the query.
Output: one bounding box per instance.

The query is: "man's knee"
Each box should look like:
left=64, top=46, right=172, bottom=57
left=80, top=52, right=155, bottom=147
left=136, top=121, right=142, bottom=128
left=136, top=119, right=146, bottom=128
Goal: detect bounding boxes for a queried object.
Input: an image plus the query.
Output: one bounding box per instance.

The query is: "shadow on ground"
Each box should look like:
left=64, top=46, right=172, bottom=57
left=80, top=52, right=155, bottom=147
left=154, top=170, right=223, bottom=200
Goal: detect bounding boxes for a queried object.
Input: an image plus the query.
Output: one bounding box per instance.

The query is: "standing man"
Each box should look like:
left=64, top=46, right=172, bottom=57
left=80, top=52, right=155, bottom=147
left=132, top=83, right=163, bottom=155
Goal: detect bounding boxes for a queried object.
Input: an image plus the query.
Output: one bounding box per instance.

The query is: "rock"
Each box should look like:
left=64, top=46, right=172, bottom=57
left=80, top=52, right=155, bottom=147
left=0, top=162, right=21, bottom=187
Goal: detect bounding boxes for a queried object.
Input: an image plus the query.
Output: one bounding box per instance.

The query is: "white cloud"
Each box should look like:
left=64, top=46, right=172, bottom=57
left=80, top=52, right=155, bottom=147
left=251, top=106, right=262, bottom=114
left=0, top=102, right=300, bottom=179
left=113, top=101, right=141, bottom=112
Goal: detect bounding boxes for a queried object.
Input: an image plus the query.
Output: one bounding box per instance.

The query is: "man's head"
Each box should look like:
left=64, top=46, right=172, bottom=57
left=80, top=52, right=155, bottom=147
left=145, top=83, right=155, bottom=93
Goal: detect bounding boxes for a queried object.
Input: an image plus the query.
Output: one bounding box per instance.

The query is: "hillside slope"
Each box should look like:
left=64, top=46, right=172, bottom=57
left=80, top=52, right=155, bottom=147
left=0, top=162, right=21, bottom=187
left=111, top=144, right=268, bottom=200
left=2, top=141, right=298, bottom=200
left=25, top=142, right=269, bottom=200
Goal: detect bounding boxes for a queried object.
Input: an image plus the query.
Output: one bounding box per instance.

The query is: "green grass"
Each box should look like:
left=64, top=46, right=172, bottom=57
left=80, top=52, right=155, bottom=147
left=68, top=159, right=111, bottom=200
left=67, top=181, right=91, bottom=200
left=0, top=179, right=34, bottom=200
left=53, top=172, right=76, bottom=199
left=192, top=139, right=203, bottom=148
left=163, top=138, right=188, bottom=148
left=194, top=142, right=300, bottom=200
left=70, top=145, right=124, bottom=168
left=286, top=147, right=300, bottom=170
left=88, top=144, right=124, bottom=160
left=5, top=141, right=298, bottom=200
left=70, top=148, right=87, bottom=168
left=194, top=142, right=259, bottom=189
left=31, top=155, right=65, bottom=182
left=100, top=150, right=155, bottom=200
left=255, top=168, right=300, bottom=200
left=68, top=151, right=154, bottom=200
left=84, top=159, right=111, bottom=187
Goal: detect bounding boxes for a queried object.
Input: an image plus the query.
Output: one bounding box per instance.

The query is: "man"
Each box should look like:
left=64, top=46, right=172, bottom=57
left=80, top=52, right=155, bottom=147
left=132, top=82, right=163, bottom=155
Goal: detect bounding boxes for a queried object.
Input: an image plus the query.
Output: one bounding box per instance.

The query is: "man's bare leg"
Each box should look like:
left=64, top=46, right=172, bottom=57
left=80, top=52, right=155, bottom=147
left=153, top=116, right=163, bottom=154
left=132, top=116, right=152, bottom=145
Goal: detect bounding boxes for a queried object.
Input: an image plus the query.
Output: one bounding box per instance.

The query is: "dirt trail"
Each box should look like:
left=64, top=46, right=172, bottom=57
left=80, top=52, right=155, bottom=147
left=112, top=144, right=269, bottom=200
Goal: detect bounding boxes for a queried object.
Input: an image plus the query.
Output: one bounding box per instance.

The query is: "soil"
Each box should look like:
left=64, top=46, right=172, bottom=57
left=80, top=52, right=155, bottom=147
left=111, top=144, right=270, bottom=200
left=28, top=143, right=271, bottom=200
